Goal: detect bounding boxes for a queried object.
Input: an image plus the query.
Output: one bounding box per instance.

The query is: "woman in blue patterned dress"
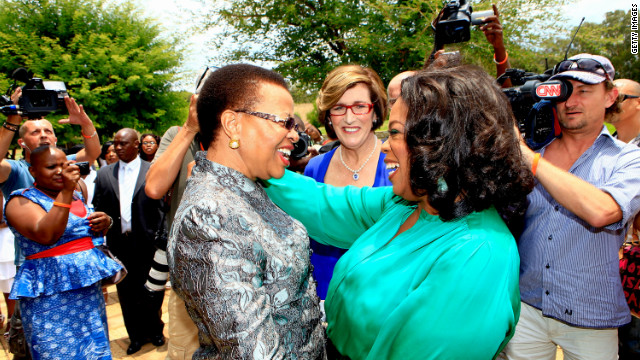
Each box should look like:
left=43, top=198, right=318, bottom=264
left=5, top=146, right=122, bottom=359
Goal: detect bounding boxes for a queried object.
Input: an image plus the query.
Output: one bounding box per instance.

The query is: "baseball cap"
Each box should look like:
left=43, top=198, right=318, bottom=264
left=549, top=53, right=615, bottom=85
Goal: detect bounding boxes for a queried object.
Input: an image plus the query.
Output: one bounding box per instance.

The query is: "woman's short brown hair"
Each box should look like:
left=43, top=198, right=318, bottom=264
left=316, top=65, right=387, bottom=139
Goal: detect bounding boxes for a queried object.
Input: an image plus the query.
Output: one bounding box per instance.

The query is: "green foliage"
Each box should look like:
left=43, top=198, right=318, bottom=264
left=205, top=0, right=569, bottom=93
left=0, top=0, right=186, bottom=146
left=566, top=10, right=639, bottom=81
left=306, top=103, right=320, bottom=129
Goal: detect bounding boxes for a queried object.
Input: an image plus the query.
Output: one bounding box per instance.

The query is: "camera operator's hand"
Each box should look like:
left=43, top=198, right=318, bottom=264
left=479, top=5, right=505, bottom=50
left=184, top=94, right=199, bottom=134
left=59, top=96, right=93, bottom=128
left=10, top=87, right=21, bottom=105
left=479, top=4, right=511, bottom=87
left=59, top=96, right=100, bottom=163
left=6, top=88, right=23, bottom=124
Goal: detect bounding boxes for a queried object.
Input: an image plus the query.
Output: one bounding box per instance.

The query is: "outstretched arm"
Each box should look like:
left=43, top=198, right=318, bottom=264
left=480, top=4, right=512, bottom=87
left=145, top=94, right=199, bottom=199
left=59, top=96, right=100, bottom=163
left=520, top=141, right=640, bottom=228
left=0, top=88, right=23, bottom=183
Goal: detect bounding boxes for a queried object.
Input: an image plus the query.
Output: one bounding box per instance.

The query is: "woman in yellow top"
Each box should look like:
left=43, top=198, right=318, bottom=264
left=264, top=65, right=534, bottom=359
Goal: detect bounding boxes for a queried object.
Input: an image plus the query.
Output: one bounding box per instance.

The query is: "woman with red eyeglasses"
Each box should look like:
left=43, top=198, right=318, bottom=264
left=304, top=65, right=392, bottom=309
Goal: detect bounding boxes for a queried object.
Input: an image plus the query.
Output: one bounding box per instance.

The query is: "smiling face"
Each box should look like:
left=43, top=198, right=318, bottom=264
left=234, top=82, right=298, bottom=180
left=381, top=97, right=418, bottom=202
left=140, top=135, right=158, bottom=156
left=329, top=83, right=376, bottom=150
left=556, top=79, right=617, bottom=132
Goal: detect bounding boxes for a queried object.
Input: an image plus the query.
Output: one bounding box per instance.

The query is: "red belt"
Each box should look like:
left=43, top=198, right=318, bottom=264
left=25, top=237, right=94, bottom=260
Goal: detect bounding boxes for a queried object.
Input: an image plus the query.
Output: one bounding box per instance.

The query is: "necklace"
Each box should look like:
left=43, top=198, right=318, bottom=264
left=339, top=135, right=378, bottom=181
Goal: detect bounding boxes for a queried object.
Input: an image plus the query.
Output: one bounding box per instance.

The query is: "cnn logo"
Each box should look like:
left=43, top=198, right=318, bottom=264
left=536, top=84, right=562, bottom=98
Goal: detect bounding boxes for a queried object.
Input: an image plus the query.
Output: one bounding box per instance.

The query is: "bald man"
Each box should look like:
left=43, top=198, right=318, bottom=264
left=387, top=70, right=416, bottom=107
left=93, top=128, right=165, bottom=355
left=609, top=79, right=640, bottom=144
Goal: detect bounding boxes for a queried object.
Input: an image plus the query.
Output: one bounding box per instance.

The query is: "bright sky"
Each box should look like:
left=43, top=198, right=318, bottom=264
left=130, top=0, right=632, bottom=90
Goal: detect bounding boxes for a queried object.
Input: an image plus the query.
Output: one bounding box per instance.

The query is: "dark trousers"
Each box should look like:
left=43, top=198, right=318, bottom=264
left=619, top=316, right=640, bottom=360
left=114, top=232, right=165, bottom=342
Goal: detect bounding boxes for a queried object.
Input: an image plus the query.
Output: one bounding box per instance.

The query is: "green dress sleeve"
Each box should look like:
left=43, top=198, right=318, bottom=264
left=263, top=170, right=394, bottom=249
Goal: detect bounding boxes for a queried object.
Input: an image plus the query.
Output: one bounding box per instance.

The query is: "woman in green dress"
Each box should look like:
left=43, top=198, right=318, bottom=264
left=264, top=65, right=534, bottom=359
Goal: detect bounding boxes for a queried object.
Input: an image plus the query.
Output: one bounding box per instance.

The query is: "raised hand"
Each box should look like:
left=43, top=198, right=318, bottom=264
left=59, top=96, right=93, bottom=128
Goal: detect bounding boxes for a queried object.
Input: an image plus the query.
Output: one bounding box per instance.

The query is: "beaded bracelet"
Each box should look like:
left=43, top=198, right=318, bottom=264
left=2, top=122, right=19, bottom=132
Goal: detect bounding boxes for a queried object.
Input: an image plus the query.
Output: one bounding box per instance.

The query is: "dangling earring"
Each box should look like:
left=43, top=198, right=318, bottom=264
left=229, top=138, right=240, bottom=149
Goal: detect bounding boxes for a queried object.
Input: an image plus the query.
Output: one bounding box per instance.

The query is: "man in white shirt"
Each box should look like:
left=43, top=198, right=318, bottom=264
left=93, top=128, right=165, bottom=355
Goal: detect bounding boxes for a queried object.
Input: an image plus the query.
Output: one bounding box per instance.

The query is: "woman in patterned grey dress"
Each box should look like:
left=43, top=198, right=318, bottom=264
left=168, top=64, right=326, bottom=360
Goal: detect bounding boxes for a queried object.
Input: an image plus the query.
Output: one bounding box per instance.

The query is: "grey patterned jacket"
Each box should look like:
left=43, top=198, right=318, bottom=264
left=168, top=152, right=326, bottom=360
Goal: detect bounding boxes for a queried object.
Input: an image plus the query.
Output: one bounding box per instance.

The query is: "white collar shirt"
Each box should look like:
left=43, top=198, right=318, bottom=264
left=118, top=156, right=141, bottom=233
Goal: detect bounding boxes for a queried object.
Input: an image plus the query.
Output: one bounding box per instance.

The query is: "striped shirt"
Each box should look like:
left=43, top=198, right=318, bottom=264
left=519, top=126, right=640, bottom=328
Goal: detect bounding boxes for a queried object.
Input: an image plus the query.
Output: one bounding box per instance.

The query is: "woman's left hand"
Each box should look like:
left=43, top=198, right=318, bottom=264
left=88, top=211, right=111, bottom=233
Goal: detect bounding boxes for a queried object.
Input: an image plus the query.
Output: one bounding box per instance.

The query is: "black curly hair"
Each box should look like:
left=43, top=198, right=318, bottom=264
left=197, top=64, right=289, bottom=147
left=401, top=65, right=534, bottom=222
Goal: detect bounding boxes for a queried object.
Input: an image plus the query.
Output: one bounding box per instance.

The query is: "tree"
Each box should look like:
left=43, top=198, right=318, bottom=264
left=0, top=0, right=186, bottom=146
left=567, top=10, right=638, bottom=81
left=203, top=0, right=569, bottom=91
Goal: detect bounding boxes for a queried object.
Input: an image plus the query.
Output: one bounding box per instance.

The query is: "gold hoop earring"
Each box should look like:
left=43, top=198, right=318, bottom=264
left=229, top=138, right=240, bottom=149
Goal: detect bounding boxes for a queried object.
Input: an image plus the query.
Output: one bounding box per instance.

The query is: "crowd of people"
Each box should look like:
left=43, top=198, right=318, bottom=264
left=0, top=8, right=639, bottom=360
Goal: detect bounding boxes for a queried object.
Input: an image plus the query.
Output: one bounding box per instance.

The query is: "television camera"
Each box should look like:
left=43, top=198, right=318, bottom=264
left=0, top=68, right=68, bottom=119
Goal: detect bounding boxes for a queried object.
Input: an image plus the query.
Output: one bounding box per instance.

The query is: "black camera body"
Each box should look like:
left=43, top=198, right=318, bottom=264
left=499, top=69, right=573, bottom=149
left=75, top=161, right=91, bottom=176
left=291, top=131, right=310, bottom=160
left=435, top=0, right=494, bottom=46
left=0, top=68, right=68, bottom=119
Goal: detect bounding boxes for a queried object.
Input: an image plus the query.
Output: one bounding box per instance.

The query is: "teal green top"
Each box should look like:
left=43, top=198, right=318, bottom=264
left=264, top=170, right=520, bottom=360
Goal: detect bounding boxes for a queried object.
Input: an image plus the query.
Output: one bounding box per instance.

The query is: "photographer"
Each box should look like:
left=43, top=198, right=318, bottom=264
left=5, top=145, right=119, bottom=359
left=0, top=88, right=100, bottom=196
left=504, top=54, right=640, bottom=359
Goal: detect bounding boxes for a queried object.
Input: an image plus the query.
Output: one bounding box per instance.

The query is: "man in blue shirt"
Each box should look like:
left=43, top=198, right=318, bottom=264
left=0, top=89, right=101, bottom=265
left=505, top=54, right=640, bottom=359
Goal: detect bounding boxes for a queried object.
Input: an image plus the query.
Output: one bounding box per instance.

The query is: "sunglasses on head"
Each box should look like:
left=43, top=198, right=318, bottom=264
left=235, top=110, right=298, bottom=131
left=553, top=58, right=610, bottom=79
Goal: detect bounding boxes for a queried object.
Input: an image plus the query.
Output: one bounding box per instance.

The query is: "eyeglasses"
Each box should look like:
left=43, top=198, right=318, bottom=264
left=142, top=141, right=157, bottom=145
left=235, top=110, right=298, bottom=131
left=553, top=58, right=610, bottom=79
left=329, top=103, right=374, bottom=116
left=621, top=94, right=640, bottom=101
